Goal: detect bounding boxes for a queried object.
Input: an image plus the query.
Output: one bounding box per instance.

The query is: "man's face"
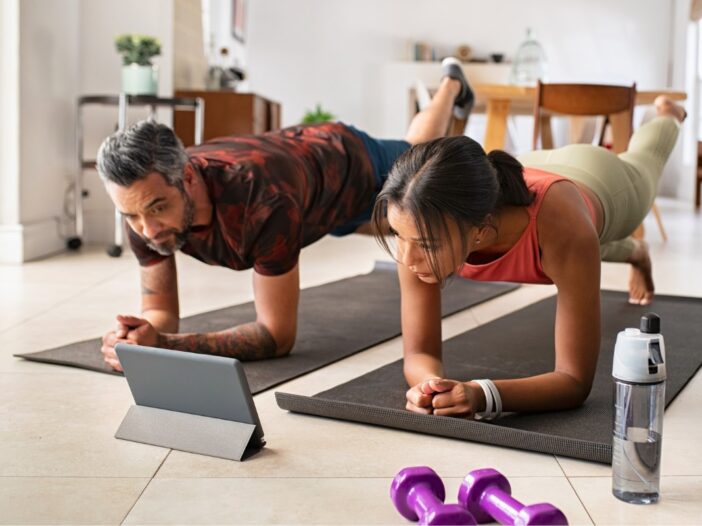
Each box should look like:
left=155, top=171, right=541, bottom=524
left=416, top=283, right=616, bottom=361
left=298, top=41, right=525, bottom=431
left=106, top=171, right=194, bottom=256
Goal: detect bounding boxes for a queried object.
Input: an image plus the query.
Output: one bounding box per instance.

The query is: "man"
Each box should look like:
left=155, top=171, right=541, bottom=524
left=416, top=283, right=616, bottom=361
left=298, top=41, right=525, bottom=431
left=99, top=58, right=474, bottom=371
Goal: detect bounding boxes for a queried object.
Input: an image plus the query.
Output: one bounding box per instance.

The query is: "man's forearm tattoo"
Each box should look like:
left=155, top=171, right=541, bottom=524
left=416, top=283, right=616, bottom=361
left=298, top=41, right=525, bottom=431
left=159, top=322, right=280, bottom=361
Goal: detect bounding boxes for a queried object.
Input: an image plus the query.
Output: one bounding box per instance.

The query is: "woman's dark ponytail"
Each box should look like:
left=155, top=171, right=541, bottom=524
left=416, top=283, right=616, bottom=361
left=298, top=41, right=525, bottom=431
left=487, top=149, right=534, bottom=207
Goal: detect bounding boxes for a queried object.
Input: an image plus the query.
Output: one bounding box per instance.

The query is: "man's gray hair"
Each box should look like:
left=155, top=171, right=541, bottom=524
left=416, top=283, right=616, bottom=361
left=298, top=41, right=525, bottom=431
left=96, top=119, right=189, bottom=188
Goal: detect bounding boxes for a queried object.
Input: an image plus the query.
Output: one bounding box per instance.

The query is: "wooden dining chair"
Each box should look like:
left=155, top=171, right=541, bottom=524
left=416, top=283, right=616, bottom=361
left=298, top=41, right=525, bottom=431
left=532, top=81, right=667, bottom=241
left=532, top=81, right=636, bottom=152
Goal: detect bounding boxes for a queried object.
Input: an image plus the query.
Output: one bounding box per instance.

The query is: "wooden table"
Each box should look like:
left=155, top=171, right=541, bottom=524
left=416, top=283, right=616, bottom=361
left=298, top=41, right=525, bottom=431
left=470, top=84, right=687, bottom=152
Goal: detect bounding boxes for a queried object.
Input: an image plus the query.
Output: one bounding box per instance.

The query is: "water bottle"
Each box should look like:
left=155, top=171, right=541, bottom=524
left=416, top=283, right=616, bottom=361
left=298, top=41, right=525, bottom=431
left=612, top=313, right=666, bottom=504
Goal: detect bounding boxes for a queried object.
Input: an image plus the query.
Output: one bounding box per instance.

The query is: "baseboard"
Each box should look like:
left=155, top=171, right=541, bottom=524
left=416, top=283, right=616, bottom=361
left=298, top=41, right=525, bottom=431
left=0, top=224, right=23, bottom=263
left=0, top=219, right=65, bottom=263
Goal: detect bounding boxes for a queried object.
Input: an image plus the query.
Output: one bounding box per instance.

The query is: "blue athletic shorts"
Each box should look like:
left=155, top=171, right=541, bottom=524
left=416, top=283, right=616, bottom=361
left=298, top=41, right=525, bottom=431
left=330, top=125, right=411, bottom=236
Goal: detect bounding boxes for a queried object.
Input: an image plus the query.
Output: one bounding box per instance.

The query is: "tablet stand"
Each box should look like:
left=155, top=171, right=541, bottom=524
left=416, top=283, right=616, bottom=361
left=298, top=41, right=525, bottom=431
left=115, top=405, right=259, bottom=461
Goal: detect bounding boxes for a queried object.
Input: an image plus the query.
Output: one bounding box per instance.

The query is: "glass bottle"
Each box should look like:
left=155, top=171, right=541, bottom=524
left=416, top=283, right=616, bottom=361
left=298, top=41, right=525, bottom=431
left=509, top=28, right=548, bottom=85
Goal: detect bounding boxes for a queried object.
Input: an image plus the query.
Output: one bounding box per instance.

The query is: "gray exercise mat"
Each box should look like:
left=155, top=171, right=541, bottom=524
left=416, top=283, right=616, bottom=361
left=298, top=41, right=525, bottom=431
left=276, top=291, right=702, bottom=463
left=15, top=262, right=518, bottom=394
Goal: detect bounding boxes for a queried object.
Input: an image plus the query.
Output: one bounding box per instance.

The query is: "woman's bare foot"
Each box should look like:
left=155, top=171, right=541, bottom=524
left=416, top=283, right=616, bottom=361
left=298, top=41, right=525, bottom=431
left=628, top=239, right=654, bottom=305
left=654, top=95, right=687, bottom=122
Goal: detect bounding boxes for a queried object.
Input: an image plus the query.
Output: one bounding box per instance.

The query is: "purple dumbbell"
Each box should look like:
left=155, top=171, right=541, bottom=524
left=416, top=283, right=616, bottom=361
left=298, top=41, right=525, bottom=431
left=457, top=468, right=568, bottom=525
left=391, top=466, right=476, bottom=525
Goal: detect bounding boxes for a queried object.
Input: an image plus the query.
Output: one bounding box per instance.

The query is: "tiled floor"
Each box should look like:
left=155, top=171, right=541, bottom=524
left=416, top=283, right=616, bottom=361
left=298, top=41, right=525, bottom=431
left=1, top=199, right=700, bottom=525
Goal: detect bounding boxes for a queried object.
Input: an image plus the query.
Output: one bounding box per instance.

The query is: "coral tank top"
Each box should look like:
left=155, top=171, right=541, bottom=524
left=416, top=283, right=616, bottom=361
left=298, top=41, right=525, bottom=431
left=457, top=167, right=597, bottom=285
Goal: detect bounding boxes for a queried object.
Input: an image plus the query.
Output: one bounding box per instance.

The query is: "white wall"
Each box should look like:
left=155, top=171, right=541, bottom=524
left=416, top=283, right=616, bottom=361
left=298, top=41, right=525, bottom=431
left=78, top=0, right=174, bottom=245
left=0, top=0, right=20, bottom=227
left=79, top=1, right=174, bottom=101
left=174, top=0, right=208, bottom=90
left=19, top=0, right=81, bottom=225
left=244, top=0, right=695, bottom=201
left=205, top=0, right=247, bottom=71
left=246, top=0, right=674, bottom=132
left=669, top=0, right=697, bottom=200
left=0, top=0, right=80, bottom=263
left=0, top=0, right=176, bottom=262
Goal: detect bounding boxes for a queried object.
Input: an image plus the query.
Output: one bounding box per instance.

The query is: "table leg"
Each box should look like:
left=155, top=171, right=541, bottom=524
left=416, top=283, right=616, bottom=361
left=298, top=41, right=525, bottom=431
left=484, top=99, right=511, bottom=152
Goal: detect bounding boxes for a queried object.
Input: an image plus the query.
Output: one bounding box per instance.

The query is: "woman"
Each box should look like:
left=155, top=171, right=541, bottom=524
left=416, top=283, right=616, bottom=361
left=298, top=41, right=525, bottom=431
left=371, top=97, right=685, bottom=419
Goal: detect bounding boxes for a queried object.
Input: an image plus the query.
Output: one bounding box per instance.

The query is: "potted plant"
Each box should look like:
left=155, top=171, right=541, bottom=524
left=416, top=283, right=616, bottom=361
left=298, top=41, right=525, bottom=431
left=301, top=104, right=335, bottom=124
left=115, top=34, right=161, bottom=95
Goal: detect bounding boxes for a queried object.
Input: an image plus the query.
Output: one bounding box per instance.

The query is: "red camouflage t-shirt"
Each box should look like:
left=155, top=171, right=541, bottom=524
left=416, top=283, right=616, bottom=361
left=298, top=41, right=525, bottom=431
left=127, top=122, right=375, bottom=276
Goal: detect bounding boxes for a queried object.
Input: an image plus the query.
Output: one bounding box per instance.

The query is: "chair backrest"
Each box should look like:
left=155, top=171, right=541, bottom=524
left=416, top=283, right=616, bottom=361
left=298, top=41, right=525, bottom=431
left=532, top=81, right=637, bottom=151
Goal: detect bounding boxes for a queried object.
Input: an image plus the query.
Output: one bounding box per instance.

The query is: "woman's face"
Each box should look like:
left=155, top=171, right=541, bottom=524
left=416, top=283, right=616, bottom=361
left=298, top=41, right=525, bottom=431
left=386, top=204, right=478, bottom=284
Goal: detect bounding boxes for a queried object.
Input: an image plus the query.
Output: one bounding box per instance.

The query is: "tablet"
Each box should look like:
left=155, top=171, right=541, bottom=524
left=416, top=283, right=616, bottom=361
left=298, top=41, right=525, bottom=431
left=115, top=343, right=264, bottom=448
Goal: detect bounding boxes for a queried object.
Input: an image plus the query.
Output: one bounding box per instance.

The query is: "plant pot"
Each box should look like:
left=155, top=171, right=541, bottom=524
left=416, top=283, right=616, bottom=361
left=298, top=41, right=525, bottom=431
left=121, top=64, right=158, bottom=95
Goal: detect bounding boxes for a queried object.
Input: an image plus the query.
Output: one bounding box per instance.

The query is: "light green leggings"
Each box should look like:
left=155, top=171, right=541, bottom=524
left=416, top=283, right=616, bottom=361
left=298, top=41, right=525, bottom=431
left=517, top=117, right=680, bottom=262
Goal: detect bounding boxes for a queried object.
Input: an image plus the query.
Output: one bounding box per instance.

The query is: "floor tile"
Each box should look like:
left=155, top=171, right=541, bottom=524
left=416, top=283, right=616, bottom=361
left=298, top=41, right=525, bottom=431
left=125, top=476, right=590, bottom=525
left=125, top=478, right=399, bottom=525
left=0, top=477, right=148, bottom=525
left=0, top=372, right=168, bottom=477
left=158, top=407, right=563, bottom=479
left=570, top=476, right=702, bottom=525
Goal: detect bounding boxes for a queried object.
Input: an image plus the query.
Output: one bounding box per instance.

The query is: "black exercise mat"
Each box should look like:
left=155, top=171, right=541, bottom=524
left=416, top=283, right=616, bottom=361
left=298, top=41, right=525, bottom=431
left=276, top=291, right=702, bottom=463
left=15, top=262, right=518, bottom=394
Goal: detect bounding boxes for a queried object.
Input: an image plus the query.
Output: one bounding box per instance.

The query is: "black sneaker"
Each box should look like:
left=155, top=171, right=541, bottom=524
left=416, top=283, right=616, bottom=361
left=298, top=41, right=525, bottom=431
left=441, top=57, right=474, bottom=120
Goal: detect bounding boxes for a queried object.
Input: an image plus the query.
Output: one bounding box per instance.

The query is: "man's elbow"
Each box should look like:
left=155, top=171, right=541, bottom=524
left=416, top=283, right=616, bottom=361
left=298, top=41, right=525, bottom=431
left=253, top=319, right=296, bottom=359
left=272, top=331, right=296, bottom=357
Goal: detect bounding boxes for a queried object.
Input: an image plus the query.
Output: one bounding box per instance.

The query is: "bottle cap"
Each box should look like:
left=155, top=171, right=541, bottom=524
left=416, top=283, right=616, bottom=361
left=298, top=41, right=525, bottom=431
left=640, top=312, right=660, bottom=334
left=612, top=314, right=666, bottom=383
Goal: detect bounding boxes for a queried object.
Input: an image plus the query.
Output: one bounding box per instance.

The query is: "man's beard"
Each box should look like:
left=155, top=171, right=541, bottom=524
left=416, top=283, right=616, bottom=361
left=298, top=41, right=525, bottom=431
left=144, top=193, right=195, bottom=256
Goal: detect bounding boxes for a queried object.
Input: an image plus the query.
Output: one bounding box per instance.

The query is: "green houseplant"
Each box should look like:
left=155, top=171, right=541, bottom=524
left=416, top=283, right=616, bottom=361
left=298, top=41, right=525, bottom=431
left=301, top=104, right=335, bottom=124
left=115, top=34, right=161, bottom=95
